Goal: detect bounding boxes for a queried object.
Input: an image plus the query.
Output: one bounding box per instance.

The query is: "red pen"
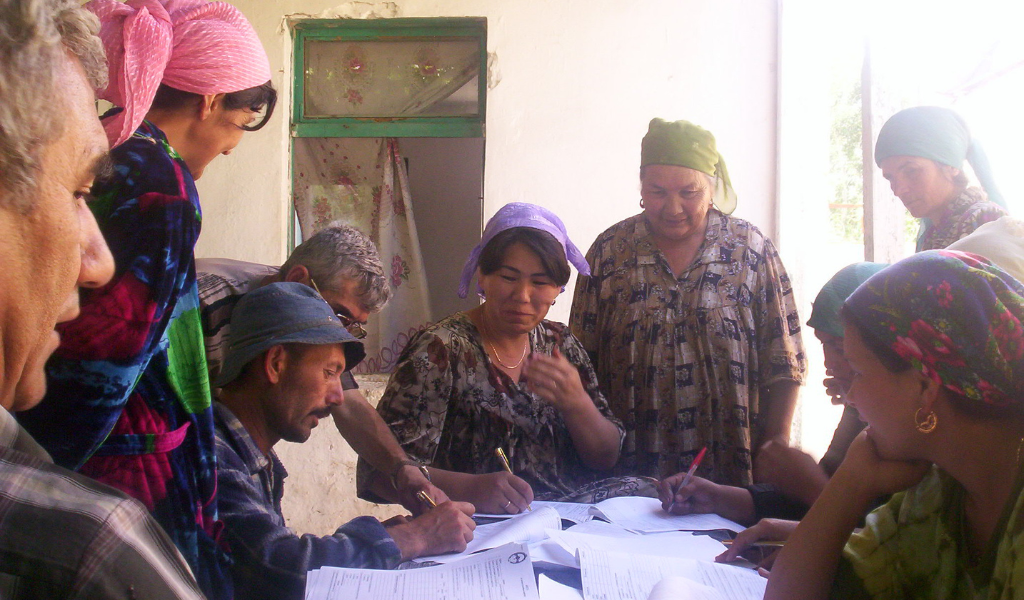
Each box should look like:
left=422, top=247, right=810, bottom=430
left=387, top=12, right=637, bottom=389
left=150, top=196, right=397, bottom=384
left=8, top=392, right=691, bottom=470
left=666, top=446, right=707, bottom=513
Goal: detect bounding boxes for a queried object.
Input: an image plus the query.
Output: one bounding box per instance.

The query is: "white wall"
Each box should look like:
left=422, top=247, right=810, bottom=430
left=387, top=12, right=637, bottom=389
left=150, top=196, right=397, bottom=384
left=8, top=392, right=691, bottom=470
left=195, top=1, right=781, bottom=313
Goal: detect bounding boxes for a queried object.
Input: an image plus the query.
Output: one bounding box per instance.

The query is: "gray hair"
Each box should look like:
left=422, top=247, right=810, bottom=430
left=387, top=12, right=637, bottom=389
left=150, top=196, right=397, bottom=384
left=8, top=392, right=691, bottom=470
left=0, top=0, right=106, bottom=211
left=283, top=222, right=392, bottom=313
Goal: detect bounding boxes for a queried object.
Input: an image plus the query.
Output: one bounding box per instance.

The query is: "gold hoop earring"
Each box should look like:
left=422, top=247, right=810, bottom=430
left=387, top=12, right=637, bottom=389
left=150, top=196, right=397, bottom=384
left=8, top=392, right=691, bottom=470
left=914, top=408, right=938, bottom=433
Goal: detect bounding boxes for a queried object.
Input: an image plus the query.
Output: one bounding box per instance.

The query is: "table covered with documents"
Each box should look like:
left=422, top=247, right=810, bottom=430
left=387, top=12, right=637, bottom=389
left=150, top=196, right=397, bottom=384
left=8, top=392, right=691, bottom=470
left=304, top=497, right=769, bottom=600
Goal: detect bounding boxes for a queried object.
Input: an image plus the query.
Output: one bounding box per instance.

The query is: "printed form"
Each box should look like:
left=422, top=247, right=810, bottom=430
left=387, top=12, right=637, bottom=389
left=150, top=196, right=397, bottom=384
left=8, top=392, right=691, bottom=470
left=305, top=543, right=538, bottom=600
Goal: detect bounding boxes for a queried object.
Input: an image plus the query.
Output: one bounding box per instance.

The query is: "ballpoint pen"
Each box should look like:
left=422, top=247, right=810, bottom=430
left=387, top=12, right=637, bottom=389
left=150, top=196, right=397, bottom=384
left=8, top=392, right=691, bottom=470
left=495, top=447, right=531, bottom=511
left=666, top=446, right=707, bottom=513
left=416, top=490, right=438, bottom=508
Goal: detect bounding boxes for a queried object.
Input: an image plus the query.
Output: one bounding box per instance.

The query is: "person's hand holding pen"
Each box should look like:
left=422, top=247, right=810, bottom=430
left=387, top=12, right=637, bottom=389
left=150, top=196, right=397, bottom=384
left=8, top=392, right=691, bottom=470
left=657, top=448, right=758, bottom=526
left=496, top=448, right=532, bottom=512
left=660, top=447, right=707, bottom=514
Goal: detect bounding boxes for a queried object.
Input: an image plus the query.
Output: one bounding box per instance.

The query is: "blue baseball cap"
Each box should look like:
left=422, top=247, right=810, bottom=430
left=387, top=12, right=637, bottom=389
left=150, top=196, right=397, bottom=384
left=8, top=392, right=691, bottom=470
left=215, top=282, right=365, bottom=388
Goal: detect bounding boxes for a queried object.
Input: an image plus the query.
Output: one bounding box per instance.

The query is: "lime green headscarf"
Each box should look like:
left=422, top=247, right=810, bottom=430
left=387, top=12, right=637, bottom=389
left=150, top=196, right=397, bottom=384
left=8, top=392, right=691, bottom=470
left=640, top=118, right=738, bottom=214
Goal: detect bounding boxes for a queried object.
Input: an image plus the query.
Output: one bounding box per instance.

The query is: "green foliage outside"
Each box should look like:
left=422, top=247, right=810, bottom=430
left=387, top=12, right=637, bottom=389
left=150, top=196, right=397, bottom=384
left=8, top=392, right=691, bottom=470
left=827, top=76, right=865, bottom=243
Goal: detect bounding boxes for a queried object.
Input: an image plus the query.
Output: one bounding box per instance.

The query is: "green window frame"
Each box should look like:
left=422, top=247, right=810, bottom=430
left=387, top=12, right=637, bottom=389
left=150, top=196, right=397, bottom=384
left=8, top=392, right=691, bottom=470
left=291, top=17, right=488, bottom=139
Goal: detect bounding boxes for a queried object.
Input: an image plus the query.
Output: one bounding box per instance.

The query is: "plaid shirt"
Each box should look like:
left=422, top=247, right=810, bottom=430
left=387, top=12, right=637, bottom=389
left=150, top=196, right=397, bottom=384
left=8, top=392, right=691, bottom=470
left=213, top=403, right=401, bottom=600
left=0, top=406, right=204, bottom=599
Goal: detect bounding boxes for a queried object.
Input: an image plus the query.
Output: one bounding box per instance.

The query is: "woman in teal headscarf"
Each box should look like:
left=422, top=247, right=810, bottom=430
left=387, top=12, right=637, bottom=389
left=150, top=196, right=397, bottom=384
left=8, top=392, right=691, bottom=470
left=875, top=106, right=1008, bottom=252
left=569, top=118, right=807, bottom=487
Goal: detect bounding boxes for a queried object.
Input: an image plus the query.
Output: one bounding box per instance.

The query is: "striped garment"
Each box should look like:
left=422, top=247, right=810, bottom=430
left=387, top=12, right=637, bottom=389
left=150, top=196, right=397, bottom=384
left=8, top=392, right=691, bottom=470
left=18, top=120, right=230, bottom=600
left=0, top=406, right=204, bottom=599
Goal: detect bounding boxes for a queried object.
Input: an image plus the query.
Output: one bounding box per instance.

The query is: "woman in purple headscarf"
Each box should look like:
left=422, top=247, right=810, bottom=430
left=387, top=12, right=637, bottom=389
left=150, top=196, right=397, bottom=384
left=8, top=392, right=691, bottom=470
left=358, top=203, right=656, bottom=513
left=767, top=250, right=1024, bottom=598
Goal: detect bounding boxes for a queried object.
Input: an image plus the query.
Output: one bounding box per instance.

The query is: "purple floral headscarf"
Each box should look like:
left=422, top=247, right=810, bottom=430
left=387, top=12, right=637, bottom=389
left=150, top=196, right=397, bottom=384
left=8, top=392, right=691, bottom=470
left=844, top=250, right=1024, bottom=407
left=457, top=203, right=591, bottom=298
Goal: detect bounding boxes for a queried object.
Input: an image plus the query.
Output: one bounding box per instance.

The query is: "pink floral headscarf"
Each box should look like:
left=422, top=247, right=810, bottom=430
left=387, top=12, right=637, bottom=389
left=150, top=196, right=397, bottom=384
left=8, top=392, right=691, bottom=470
left=845, top=250, right=1024, bottom=408
left=87, top=0, right=271, bottom=148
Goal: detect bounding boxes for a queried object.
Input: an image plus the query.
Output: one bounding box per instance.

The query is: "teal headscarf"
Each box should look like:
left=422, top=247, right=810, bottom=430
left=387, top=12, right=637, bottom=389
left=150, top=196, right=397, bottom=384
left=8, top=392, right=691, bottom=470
left=807, top=262, right=888, bottom=339
left=874, top=106, right=1005, bottom=209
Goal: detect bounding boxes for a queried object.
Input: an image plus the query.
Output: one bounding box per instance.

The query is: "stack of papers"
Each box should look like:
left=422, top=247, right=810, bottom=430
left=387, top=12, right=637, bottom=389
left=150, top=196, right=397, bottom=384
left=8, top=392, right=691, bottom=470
left=304, top=497, right=767, bottom=600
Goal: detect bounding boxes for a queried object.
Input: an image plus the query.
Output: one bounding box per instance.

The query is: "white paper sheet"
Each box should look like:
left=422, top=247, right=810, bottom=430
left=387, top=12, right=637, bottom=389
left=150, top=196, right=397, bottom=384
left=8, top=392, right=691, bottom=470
left=476, top=501, right=594, bottom=524
left=305, top=543, right=539, bottom=600
left=539, top=574, right=585, bottom=600
left=549, top=529, right=727, bottom=563
left=647, top=577, right=725, bottom=600
left=416, top=505, right=562, bottom=563
left=578, top=549, right=766, bottom=600
left=589, top=497, right=744, bottom=534
left=565, top=520, right=639, bottom=538
left=532, top=501, right=595, bottom=523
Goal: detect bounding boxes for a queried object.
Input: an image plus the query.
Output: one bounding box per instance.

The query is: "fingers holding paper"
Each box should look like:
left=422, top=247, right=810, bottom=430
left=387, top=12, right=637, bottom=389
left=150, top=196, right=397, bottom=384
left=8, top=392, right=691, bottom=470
left=715, top=518, right=797, bottom=569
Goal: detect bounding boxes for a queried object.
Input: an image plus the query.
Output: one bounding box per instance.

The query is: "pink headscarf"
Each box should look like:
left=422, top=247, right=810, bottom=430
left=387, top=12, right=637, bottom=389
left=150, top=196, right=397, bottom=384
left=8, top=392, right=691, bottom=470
left=87, top=0, right=272, bottom=148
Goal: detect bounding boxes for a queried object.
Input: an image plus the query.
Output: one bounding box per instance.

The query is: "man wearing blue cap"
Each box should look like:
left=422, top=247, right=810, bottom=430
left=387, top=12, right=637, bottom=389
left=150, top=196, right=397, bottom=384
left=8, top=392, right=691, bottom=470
left=213, top=282, right=476, bottom=600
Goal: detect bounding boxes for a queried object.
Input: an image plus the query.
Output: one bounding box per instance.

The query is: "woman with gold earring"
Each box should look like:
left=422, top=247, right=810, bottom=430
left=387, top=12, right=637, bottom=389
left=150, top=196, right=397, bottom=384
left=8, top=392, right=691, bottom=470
left=766, top=250, right=1024, bottom=599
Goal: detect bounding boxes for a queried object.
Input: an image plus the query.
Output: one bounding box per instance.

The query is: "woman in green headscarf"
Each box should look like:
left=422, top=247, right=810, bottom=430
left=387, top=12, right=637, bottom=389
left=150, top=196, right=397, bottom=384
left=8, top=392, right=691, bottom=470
left=569, top=118, right=807, bottom=487
left=875, top=106, right=1008, bottom=252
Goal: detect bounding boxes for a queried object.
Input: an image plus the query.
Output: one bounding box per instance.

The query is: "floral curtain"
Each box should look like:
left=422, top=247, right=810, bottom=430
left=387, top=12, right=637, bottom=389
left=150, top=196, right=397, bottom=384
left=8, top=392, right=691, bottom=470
left=302, top=39, right=480, bottom=118
left=294, top=137, right=430, bottom=373
left=293, top=38, right=482, bottom=372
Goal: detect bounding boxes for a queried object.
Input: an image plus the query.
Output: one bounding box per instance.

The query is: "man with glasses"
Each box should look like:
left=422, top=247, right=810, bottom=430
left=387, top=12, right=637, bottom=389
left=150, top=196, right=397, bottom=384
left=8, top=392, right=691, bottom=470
left=198, top=223, right=445, bottom=513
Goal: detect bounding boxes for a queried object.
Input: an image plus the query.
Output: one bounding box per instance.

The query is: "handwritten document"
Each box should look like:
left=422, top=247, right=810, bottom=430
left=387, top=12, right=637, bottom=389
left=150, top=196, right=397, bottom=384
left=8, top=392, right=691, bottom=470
left=305, top=543, right=539, bottom=600
left=589, top=497, right=744, bottom=534
left=579, top=548, right=766, bottom=600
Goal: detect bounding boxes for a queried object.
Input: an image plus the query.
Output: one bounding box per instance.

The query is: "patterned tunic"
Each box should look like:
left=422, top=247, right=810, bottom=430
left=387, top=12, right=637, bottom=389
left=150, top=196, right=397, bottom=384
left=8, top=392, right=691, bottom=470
left=360, top=313, right=655, bottom=502
left=834, top=465, right=1024, bottom=599
left=569, top=211, right=806, bottom=486
left=18, top=121, right=230, bottom=600
left=917, top=187, right=1007, bottom=251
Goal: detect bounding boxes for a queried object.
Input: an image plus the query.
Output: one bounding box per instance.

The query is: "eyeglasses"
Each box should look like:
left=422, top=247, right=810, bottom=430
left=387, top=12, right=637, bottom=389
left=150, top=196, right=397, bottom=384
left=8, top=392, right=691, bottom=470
left=309, top=278, right=368, bottom=339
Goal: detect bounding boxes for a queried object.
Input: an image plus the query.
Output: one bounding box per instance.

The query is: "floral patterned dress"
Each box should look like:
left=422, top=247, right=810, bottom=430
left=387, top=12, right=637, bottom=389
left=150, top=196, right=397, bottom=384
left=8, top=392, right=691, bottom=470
left=569, top=210, right=807, bottom=486
left=359, top=313, right=656, bottom=502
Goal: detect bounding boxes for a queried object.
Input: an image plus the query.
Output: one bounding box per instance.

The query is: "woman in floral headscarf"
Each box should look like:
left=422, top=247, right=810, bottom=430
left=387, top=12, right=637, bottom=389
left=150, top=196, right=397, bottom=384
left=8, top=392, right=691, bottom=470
left=875, top=106, right=1008, bottom=252
left=17, top=1, right=275, bottom=597
left=569, top=118, right=806, bottom=487
left=358, top=203, right=656, bottom=514
left=767, top=250, right=1024, bottom=599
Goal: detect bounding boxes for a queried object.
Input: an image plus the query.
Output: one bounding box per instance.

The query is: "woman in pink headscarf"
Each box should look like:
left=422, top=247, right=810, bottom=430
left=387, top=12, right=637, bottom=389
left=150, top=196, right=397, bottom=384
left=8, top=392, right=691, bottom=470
left=17, top=1, right=275, bottom=598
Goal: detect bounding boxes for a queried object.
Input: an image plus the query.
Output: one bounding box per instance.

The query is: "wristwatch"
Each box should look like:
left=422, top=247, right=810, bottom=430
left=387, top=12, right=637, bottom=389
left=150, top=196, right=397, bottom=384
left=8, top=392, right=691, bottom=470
left=390, top=459, right=431, bottom=490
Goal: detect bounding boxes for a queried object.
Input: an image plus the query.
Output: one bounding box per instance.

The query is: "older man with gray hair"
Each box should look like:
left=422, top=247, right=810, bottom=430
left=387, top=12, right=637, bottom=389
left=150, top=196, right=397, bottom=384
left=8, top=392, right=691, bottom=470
left=0, top=0, right=203, bottom=597
left=198, top=223, right=445, bottom=513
